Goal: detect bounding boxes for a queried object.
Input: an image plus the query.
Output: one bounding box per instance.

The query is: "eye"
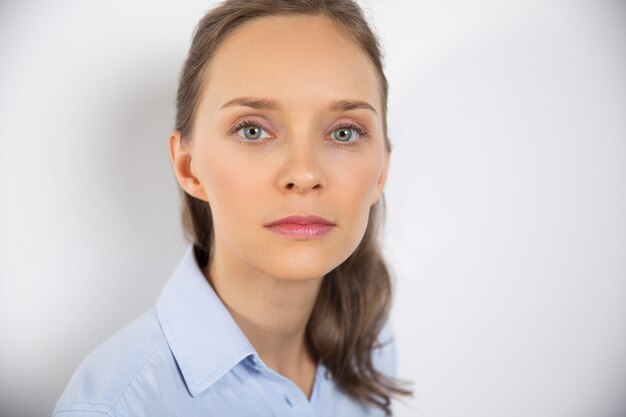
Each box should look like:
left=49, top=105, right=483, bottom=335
left=330, top=123, right=367, bottom=146
left=231, top=120, right=271, bottom=142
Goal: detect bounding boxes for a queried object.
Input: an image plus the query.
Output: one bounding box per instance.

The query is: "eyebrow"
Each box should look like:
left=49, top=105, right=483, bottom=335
left=219, top=96, right=377, bottom=115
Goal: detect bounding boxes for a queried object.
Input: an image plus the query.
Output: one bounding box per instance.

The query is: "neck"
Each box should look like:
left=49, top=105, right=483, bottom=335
left=206, top=243, right=323, bottom=377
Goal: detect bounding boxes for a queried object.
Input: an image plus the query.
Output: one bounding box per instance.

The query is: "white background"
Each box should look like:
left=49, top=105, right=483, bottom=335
left=1, top=1, right=625, bottom=416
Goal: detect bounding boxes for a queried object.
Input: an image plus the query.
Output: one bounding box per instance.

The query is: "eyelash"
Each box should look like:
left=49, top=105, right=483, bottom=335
left=228, top=119, right=368, bottom=147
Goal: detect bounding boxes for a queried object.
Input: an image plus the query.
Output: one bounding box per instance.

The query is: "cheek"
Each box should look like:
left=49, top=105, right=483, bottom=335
left=195, top=144, right=270, bottom=230
left=327, top=155, right=383, bottom=246
left=331, top=156, right=381, bottom=212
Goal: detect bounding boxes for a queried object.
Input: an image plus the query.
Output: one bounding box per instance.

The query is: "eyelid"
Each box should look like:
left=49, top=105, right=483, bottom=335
left=331, top=121, right=368, bottom=136
left=228, top=117, right=274, bottom=139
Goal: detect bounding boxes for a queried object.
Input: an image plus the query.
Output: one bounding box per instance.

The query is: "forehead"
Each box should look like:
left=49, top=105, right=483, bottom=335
left=201, top=14, right=381, bottom=113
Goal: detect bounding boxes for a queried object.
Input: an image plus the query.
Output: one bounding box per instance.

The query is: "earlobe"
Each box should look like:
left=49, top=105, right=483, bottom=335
left=169, top=131, right=209, bottom=202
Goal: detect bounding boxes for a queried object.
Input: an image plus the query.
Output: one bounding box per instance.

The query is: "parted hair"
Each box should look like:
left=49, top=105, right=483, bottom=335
left=173, top=0, right=412, bottom=414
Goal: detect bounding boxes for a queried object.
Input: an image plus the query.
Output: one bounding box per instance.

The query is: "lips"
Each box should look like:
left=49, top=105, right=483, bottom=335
left=264, top=215, right=336, bottom=227
left=264, top=215, right=336, bottom=239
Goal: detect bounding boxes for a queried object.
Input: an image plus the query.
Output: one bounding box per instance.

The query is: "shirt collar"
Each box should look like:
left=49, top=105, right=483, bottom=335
left=156, top=244, right=256, bottom=397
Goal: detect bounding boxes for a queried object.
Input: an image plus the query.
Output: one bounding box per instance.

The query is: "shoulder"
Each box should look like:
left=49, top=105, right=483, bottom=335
left=53, top=308, right=174, bottom=417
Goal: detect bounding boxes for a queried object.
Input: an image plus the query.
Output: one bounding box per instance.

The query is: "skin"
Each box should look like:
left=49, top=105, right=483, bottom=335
left=169, top=14, right=390, bottom=399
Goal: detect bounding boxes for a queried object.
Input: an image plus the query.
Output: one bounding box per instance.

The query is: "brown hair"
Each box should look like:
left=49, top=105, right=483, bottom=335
left=174, top=0, right=412, bottom=414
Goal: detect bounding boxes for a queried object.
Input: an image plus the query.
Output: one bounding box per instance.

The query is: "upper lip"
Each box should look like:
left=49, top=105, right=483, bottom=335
left=265, top=215, right=336, bottom=227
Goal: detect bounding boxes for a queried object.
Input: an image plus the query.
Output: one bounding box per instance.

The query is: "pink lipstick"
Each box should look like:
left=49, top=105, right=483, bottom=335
left=264, top=215, right=336, bottom=239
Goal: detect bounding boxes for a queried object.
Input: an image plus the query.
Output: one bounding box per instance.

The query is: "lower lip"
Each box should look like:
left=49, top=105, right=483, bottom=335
left=265, top=223, right=335, bottom=238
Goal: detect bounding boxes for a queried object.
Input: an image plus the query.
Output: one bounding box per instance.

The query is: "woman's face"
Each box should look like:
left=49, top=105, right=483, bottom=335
left=173, top=14, right=389, bottom=281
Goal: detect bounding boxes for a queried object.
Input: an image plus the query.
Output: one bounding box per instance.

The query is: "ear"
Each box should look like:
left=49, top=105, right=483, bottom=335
left=169, top=130, right=209, bottom=202
left=371, top=150, right=390, bottom=206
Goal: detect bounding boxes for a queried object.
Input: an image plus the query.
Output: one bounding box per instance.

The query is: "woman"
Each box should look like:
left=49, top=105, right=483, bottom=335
left=53, top=0, right=411, bottom=416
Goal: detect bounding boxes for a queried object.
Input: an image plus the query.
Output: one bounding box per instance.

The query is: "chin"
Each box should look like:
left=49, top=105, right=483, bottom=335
left=263, top=255, right=345, bottom=281
left=269, top=264, right=332, bottom=281
left=249, top=237, right=359, bottom=281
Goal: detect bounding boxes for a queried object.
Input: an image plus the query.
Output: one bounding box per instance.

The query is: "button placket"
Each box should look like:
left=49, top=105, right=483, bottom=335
left=254, top=357, right=318, bottom=417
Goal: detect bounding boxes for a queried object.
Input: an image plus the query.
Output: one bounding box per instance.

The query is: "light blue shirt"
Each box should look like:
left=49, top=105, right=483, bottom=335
left=53, top=245, right=397, bottom=416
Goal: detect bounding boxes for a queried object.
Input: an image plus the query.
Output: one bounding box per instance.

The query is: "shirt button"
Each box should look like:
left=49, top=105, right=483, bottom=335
left=325, top=369, right=332, bottom=380
left=284, top=394, right=293, bottom=407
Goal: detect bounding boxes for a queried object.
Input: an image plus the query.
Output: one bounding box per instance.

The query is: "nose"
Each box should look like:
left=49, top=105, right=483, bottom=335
left=278, top=137, right=326, bottom=194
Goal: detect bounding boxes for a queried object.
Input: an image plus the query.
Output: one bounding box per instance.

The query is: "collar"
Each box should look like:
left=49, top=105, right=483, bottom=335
left=156, top=244, right=256, bottom=397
